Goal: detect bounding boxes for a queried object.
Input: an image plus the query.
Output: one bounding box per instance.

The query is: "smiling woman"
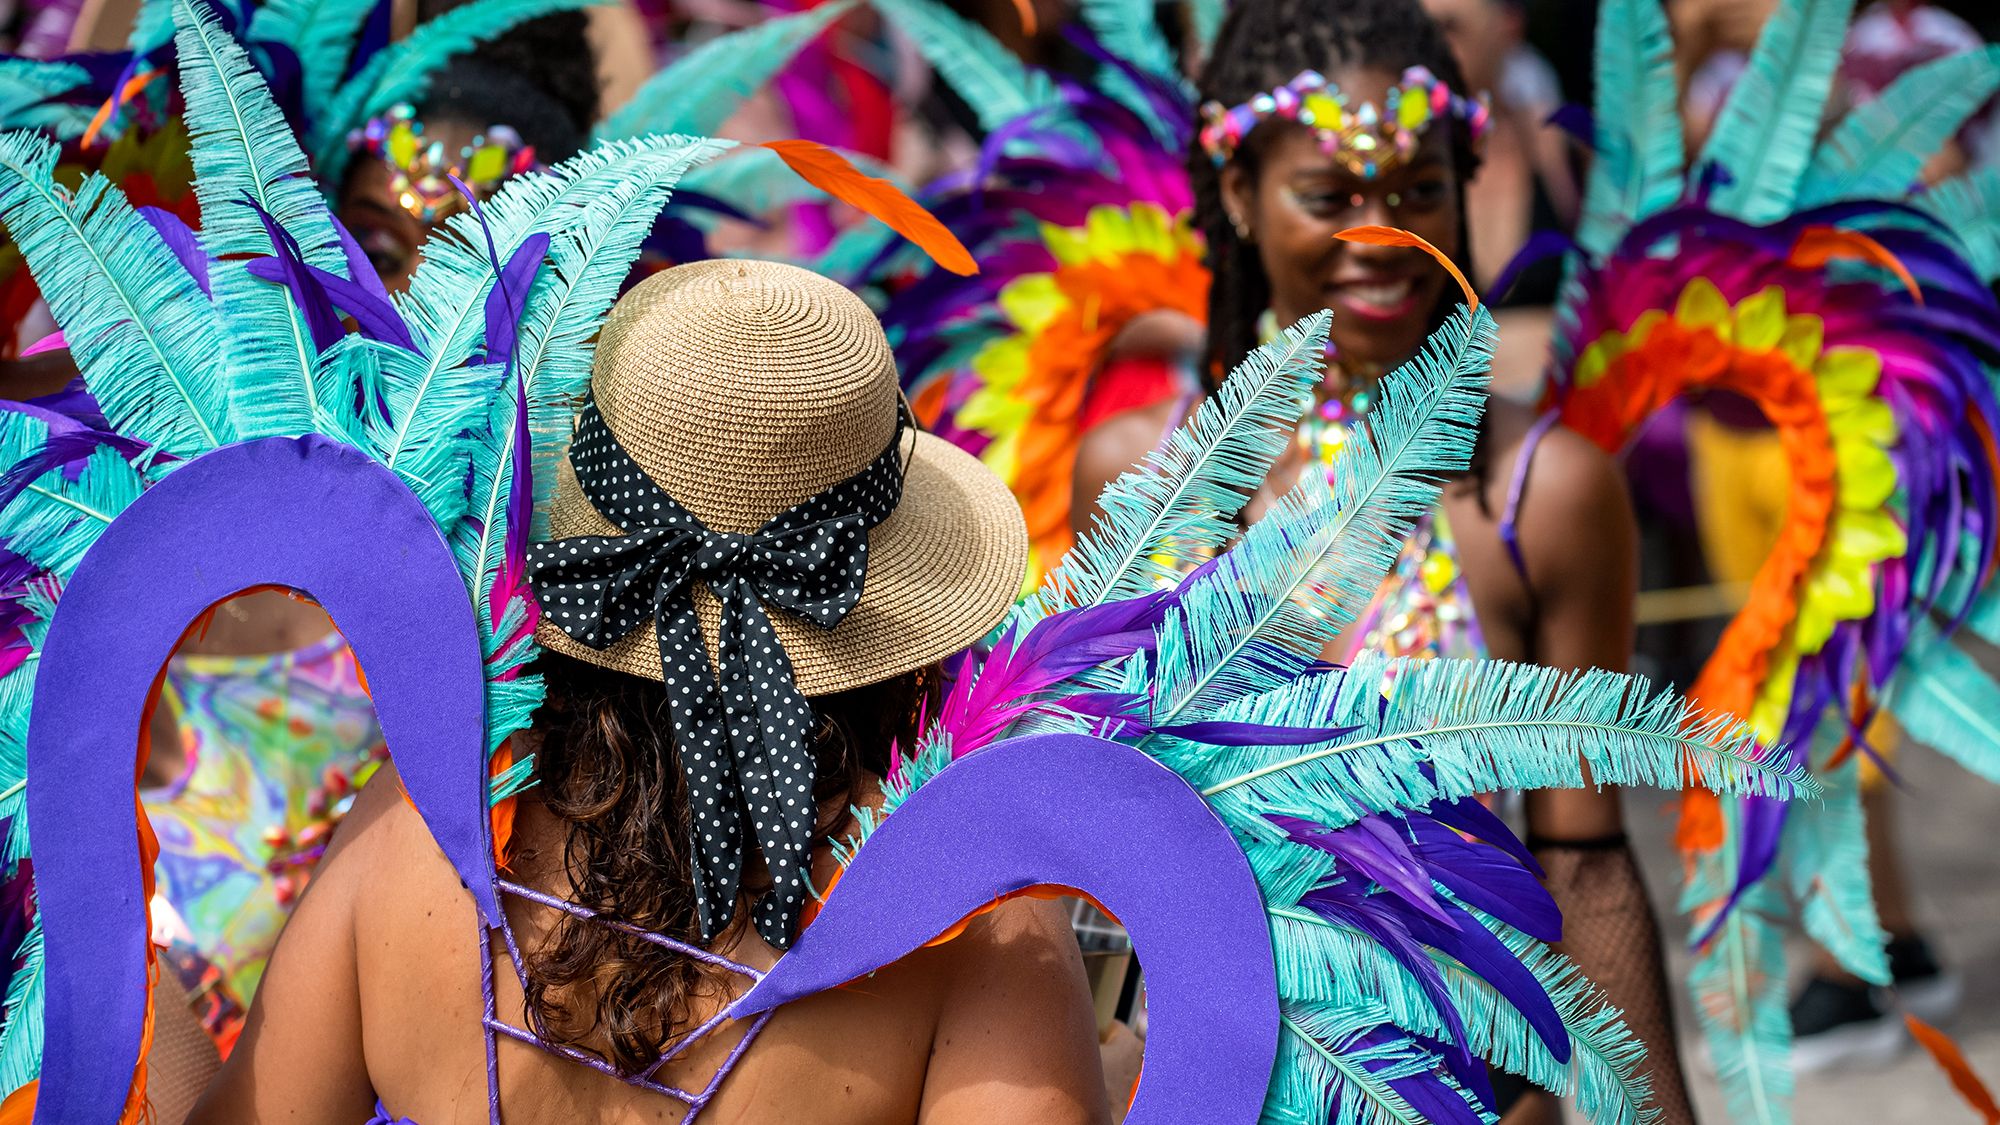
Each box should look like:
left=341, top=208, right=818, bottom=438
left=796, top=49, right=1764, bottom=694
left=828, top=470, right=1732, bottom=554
left=1065, top=2, right=1697, bottom=1123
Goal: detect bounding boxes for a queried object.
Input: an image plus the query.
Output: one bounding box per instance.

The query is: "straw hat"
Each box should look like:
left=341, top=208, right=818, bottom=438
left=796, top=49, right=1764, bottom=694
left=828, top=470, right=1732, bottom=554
left=535, top=258, right=1027, bottom=696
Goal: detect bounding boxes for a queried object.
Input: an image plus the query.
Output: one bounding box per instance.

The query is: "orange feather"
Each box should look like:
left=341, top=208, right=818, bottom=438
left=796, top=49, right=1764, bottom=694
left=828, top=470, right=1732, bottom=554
left=1010, top=0, right=1038, bottom=37
left=80, top=68, right=161, bottom=150
left=758, top=140, right=977, bottom=276
left=1908, top=1015, right=2000, bottom=1124
left=1334, top=225, right=1478, bottom=310
left=1789, top=226, right=1924, bottom=306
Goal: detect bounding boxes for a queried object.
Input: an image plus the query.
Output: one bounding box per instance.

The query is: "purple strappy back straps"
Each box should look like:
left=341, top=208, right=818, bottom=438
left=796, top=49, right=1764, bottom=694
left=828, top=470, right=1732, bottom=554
left=1498, top=410, right=1561, bottom=585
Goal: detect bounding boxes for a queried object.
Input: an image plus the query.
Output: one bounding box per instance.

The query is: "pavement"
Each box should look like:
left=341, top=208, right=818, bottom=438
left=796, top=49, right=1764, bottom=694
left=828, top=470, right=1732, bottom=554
left=1624, top=744, right=2000, bottom=1125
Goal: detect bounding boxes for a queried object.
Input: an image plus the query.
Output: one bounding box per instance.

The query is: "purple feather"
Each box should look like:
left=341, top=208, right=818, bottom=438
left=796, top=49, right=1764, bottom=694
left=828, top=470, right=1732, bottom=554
left=483, top=233, right=550, bottom=371
left=137, top=207, right=209, bottom=296
left=242, top=200, right=343, bottom=353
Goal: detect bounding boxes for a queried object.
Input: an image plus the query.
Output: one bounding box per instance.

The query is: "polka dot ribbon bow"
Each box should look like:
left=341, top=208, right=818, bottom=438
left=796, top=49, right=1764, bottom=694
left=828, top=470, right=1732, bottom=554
left=529, top=397, right=909, bottom=948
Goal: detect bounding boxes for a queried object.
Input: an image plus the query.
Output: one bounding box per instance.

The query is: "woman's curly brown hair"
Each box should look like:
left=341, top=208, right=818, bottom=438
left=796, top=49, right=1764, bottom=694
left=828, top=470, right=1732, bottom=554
left=519, top=651, right=937, bottom=1074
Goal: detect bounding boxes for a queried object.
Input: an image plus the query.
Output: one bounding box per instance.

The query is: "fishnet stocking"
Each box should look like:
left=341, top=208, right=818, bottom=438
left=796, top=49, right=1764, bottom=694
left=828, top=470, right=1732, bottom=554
left=1535, top=839, right=1695, bottom=1125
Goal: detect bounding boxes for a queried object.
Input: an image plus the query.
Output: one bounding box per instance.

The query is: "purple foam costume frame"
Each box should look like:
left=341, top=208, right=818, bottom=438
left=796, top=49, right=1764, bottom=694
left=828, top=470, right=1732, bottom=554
left=25, top=436, right=491, bottom=1124
left=730, top=732, right=1281, bottom=1122
left=26, top=439, right=1283, bottom=1122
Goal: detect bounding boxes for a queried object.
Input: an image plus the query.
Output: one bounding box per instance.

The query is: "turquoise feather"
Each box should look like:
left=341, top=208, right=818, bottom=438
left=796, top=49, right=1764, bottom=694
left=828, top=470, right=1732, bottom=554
left=1686, top=871, right=1793, bottom=1125
left=0, top=922, right=42, bottom=1100
left=1187, top=0, right=1224, bottom=56
left=1269, top=907, right=1657, bottom=1125
left=1802, top=46, right=2000, bottom=206
left=1697, top=0, right=1857, bottom=223
left=1138, top=307, right=1492, bottom=724
left=1916, top=167, right=2000, bottom=282
left=0, top=424, right=145, bottom=581
left=1782, top=752, right=1889, bottom=984
left=1174, top=653, right=1808, bottom=831
left=384, top=135, right=725, bottom=520
left=866, top=0, right=1060, bottom=134
left=1079, top=0, right=1177, bottom=80
left=245, top=0, right=385, bottom=125
left=1273, top=1000, right=1486, bottom=1125
left=0, top=131, right=231, bottom=459
left=174, top=0, right=347, bottom=439
left=1020, top=311, right=1327, bottom=626
left=128, top=0, right=175, bottom=54
left=0, top=60, right=92, bottom=134
left=595, top=1, right=859, bottom=142
left=1887, top=618, right=2000, bottom=784
left=1574, top=0, right=1682, bottom=258
left=311, top=0, right=608, bottom=183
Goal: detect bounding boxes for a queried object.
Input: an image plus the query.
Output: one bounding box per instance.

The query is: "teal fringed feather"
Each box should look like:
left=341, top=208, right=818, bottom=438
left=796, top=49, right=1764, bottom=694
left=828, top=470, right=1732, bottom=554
left=0, top=132, right=230, bottom=459
left=1079, top=0, right=1177, bottom=81
left=1916, top=167, right=2000, bottom=282
left=1686, top=874, right=1794, bottom=1125
left=1269, top=906, right=1657, bottom=1125
left=127, top=0, right=175, bottom=55
left=1176, top=653, right=1809, bottom=829
left=1137, top=307, right=1492, bottom=726
left=1575, top=0, right=1683, bottom=258
left=1021, top=311, right=1327, bottom=626
left=311, top=0, right=609, bottom=182
left=1272, top=1000, right=1488, bottom=1125
left=244, top=0, right=384, bottom=125
left=175, top=0, right=347, bottom=440
left=0, top=427, right=145, bottom=581
left=595, top=1, right=858, bottom=142
left=867, top=0, right=1061, bottom=134
left=1886, top=618, right=2000, bottom=784
left=0, top=60, right=92, bottom=133
left=1697, top=0, right=1857, bottom=223
left=1801, top=46, right=2000, bottom=207
left=1781, top=752, right=1889, bottom=984
left=0, top=922, right=42, bottom=1101
left=1186, top=0, right=1224, bottom=58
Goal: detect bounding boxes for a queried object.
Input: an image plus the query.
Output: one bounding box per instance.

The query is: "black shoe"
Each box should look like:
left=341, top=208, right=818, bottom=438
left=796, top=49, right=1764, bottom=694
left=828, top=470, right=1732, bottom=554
left=1789, top=976, right=1906, bottom=1073
left=1883, top=935, right=1963, bottom=1026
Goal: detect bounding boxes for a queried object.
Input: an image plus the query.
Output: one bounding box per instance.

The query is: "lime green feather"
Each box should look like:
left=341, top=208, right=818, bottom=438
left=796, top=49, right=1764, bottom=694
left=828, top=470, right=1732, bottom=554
left=1697, top=0, right=1856, bottom=223
left=1802, top=46, right=2000, bottom=207
left=595, top=1, right=858, bottom=142
left=866, top=0, right=1060, bottom=134
left=0, top=130, right=231, bottom=459
left=1575, top=0, right=1683, bottom=257
left=245, top=0, right=385, bottom=125
left=1782, top=751, right=1890, bottom=985
left=311, top=0, right=609, bottom=183
left=174, top=0, right=346, bottom=439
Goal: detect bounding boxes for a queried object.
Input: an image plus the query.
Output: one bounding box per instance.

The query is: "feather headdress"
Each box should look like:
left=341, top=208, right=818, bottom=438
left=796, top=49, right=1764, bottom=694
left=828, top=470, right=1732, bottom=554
left=790, top=301, right=1815, bottom=1125
left=1545, top=0, right=2000, bottom=1118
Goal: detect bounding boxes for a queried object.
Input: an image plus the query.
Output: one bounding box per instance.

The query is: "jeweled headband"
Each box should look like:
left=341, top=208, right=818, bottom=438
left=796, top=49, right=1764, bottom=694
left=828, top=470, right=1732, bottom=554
left=1198, top=66, right=1490, bottom=178
left=346, top=103, right=541, bottom=223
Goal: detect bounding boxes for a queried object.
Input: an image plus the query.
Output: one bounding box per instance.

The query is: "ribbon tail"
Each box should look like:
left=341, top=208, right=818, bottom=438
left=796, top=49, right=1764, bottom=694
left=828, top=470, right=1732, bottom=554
left=716, top=586, right=820, bottom=951
left=655, top=599, right=750, bottom=944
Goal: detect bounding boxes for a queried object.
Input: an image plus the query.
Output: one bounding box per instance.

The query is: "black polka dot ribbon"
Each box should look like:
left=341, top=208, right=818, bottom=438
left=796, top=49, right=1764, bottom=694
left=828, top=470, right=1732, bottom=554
left=528, top=397, right=909, bottom=949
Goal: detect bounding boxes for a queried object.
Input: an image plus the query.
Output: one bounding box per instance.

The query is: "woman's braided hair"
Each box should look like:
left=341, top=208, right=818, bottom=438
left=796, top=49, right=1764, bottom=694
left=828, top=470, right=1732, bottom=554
left=1189, top=0, right=1484, bottom=384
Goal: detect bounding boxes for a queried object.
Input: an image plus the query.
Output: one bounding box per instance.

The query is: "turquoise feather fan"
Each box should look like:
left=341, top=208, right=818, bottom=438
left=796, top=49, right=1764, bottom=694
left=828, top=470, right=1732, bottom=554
left=865, top=0, right=1061, bottom=134
left=1574, top=0, right=1682, bottom=259
left=595, top=2, right=859, bottom=142
left=1697, top=0, right=1856, bottom=223
left=837, top=297, right=1813, bottom=1123
left=1801, top=45, right=2000, bottom=207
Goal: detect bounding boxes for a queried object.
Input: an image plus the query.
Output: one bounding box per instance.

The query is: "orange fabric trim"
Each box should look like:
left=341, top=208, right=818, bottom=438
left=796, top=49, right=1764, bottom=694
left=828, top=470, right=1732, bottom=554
left=1561, top=321, right=1837, bottom=856
left=1012, top=254, right=1207, bottom=566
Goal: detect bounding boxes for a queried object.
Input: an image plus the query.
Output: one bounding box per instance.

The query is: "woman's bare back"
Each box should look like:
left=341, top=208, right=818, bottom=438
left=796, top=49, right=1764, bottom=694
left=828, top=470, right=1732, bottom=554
left=193, top=766, right=1109, bottom=1125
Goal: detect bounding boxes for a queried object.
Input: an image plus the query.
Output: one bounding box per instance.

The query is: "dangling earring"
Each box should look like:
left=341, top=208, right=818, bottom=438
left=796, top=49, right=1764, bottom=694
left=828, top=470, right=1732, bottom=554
left=1229, top=212, right=1253, bottom=242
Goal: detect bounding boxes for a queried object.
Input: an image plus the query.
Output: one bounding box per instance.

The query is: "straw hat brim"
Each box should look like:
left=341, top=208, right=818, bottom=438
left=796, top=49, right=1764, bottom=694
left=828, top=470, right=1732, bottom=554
left=535, top=429, right=1028, bottom=696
